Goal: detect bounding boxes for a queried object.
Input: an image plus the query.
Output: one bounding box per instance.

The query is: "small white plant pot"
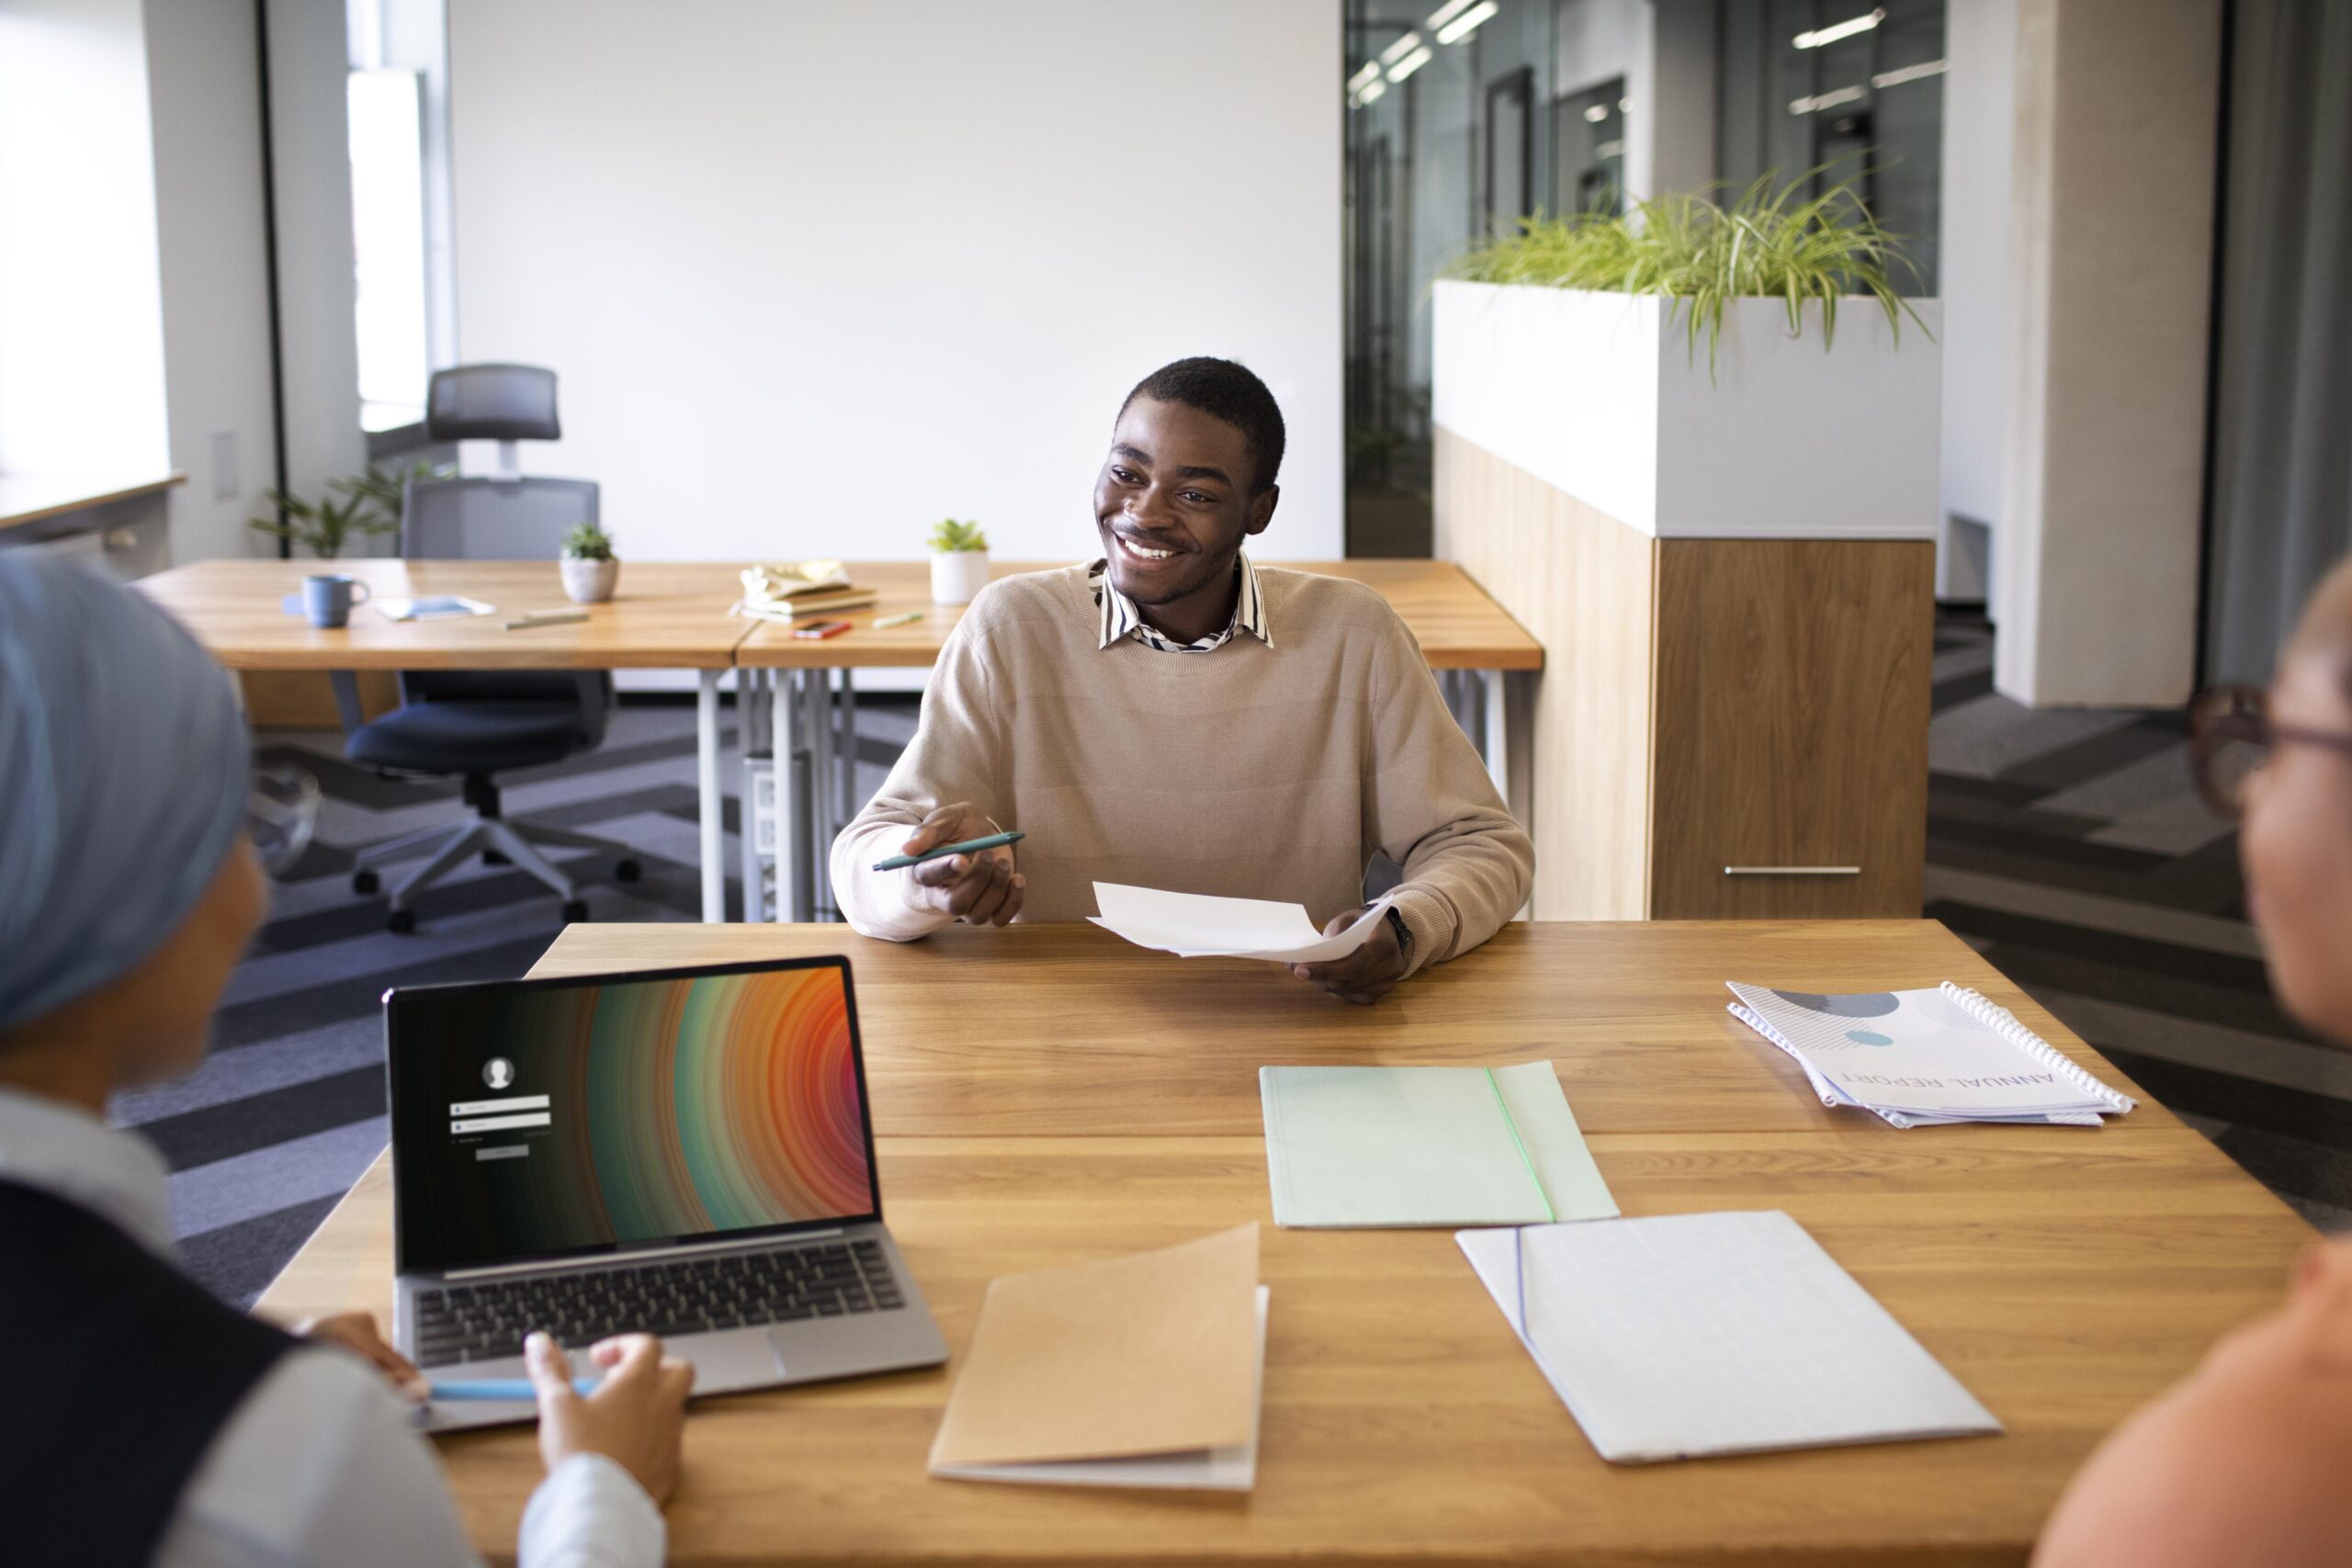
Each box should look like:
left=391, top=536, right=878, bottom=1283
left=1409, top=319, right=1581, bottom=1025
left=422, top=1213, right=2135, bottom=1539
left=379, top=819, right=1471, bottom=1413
left=560, top=556, right=619, bottom=604
left=931, top=550, right=989, bottom=605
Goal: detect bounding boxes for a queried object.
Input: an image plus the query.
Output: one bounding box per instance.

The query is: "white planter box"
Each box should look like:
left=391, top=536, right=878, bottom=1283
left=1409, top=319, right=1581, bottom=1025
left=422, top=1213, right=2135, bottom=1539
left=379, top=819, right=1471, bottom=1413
left=1431, top=279, right=1942, bottom=539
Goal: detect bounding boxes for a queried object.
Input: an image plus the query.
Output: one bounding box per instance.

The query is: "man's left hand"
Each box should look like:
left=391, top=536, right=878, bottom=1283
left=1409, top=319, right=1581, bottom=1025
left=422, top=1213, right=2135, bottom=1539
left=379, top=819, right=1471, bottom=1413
left=294, top=1311, right=429, bottom=1404
left=1292, top=906, right=1410, bottom=1005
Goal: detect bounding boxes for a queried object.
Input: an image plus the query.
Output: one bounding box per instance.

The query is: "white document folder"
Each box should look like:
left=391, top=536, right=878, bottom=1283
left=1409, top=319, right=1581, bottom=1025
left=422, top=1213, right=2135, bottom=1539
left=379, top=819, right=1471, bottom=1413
left=1459, top=1212, right=2001, bottom=1463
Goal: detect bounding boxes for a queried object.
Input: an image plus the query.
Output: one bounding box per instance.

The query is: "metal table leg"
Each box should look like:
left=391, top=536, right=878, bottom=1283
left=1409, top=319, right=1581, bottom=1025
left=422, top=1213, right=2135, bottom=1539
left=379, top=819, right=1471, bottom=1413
left=806, top=668, right=835, bottom=920
left=769, top=670, right=800, bottom=922
left=696, top=668, right=724, bottom=922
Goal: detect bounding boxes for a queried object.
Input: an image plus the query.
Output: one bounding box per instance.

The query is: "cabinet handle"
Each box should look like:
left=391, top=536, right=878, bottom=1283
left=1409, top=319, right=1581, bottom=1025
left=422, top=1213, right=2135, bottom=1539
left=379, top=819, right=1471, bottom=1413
left=1723, top=865, right=1861, bottom=876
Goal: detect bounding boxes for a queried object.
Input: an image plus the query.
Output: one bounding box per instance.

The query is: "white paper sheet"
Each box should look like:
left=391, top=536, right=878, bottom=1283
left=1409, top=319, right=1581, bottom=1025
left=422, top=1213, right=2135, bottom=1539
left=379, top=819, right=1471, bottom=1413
left=1458, top=1213, right=2000, bottom=1464
left=1091, top=883, right=1387, bottom=963
left=929, top=1288, right=1270, bottom=1492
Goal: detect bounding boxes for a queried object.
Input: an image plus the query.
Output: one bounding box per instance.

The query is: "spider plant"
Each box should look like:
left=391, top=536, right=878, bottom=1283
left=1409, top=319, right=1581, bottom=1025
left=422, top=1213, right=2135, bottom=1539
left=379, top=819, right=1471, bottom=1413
left=1442, top=167, right=1930, bottom=373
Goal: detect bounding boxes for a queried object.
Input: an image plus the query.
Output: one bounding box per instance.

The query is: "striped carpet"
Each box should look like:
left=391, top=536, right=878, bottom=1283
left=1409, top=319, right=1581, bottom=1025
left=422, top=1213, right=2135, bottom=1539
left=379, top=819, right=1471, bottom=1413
left=126, top=620, right=2343, bottom=1309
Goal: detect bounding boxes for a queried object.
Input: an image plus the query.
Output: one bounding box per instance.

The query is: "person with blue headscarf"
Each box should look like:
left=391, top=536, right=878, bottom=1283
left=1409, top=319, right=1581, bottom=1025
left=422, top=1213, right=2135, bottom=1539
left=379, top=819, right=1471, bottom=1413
left=0, top=553, right=688, bottom=1568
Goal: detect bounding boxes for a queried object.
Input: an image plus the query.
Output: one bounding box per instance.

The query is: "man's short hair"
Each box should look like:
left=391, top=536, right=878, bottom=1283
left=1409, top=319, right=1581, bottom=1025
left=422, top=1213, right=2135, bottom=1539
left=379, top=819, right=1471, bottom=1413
left=1120, top=356, right=1286, bottom=494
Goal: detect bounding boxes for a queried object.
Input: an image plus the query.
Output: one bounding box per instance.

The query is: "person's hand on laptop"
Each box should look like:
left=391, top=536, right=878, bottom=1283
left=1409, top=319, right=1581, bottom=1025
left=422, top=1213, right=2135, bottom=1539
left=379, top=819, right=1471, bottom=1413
left=293, top=1311, right=429, bottom=1404
left=1292, top=904, right=1410, bottom=1005
left=528, top=1331, right=695, bottom=1505
left=899, top=802, right=1025, bottom=927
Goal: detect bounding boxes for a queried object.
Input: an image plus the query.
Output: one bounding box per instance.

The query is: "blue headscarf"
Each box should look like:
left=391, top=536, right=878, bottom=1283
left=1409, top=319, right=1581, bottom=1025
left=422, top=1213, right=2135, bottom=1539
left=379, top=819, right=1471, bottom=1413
left=0, top=554, right=251, bottom=1032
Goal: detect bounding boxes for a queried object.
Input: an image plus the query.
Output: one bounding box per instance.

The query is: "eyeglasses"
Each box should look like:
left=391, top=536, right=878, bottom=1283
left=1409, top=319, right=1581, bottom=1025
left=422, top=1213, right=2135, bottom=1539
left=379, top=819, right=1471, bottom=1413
left=246, top=764, right=322, bottom=876
left=2186, top=685, right=2352, bottom=819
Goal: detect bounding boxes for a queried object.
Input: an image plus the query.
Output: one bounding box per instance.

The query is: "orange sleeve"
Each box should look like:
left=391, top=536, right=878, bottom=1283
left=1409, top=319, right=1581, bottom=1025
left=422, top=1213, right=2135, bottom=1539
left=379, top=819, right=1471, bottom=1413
left=2035, top=1241, right=2352, bottom=1568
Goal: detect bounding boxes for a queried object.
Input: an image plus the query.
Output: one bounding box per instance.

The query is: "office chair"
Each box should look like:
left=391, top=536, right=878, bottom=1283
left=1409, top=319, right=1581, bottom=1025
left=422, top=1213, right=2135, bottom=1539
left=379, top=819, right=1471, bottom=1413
left=345, top=364, right=641, bottom=932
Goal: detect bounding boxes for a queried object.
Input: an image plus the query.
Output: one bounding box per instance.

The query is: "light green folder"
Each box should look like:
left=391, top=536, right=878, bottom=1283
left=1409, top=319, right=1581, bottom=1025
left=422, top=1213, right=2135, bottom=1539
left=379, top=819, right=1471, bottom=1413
left=1258, top=1062, right=1619, bottom=1228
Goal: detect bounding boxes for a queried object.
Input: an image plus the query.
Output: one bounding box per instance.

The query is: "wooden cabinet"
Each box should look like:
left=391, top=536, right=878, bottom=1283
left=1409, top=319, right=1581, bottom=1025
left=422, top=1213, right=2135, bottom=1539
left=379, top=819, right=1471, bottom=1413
left=1437, top=428, right=1931, bottom=920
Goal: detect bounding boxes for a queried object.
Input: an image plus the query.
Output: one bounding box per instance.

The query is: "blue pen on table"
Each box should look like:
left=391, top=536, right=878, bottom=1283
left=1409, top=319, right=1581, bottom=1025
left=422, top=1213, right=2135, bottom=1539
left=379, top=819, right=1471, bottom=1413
left=428, top=1377, right=598, bottom=1402
left=871, top=829, right=1023, bottom=872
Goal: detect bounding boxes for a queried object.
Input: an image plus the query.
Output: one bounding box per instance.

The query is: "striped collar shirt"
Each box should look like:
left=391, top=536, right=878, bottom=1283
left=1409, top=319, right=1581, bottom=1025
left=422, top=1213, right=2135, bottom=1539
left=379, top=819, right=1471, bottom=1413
left=1088, top=551, right=1272, bottom=653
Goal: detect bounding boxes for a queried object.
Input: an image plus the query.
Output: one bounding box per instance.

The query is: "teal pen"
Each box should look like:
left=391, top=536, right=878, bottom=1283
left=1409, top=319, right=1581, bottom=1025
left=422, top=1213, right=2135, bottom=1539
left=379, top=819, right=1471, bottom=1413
left=871, top=829, right=1023, bottom=872
left=429, top=1377, right=597, bottom=1402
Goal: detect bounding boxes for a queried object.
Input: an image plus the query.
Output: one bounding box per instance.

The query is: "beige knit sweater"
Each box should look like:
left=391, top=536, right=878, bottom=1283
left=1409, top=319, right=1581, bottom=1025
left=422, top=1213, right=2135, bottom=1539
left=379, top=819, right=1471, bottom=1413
left=829, top=564, right=1533, bottom=974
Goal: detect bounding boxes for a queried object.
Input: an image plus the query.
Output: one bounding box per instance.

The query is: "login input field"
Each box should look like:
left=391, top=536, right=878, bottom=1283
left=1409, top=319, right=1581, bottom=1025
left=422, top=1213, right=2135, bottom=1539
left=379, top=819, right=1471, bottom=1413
left=449, top=1094, right=551, bottom=1117
left=450, top=1111, right=552, bottom=1134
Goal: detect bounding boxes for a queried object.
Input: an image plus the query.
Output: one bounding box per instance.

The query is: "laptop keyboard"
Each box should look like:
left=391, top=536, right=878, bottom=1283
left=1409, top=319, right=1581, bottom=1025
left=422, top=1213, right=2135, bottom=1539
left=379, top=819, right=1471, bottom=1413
left=411, top=1237, right=904, bottom=1368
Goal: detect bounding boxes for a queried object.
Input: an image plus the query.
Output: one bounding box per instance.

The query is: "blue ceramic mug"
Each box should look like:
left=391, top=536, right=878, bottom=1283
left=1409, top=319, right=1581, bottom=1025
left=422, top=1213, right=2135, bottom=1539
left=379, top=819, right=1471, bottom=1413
left=302, top=573, right=370, bottom=628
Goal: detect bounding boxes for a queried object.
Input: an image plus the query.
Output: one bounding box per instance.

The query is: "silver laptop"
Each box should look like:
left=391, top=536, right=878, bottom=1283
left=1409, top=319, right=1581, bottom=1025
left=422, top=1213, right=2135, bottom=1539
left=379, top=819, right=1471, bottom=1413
left=384, top=954, right=946, bottom=1431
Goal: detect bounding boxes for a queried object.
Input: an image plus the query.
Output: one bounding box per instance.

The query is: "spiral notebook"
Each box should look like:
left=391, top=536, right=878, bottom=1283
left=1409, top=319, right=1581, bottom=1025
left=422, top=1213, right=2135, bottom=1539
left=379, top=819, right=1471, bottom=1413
left=1728, top=982, right=2135, bottom=1128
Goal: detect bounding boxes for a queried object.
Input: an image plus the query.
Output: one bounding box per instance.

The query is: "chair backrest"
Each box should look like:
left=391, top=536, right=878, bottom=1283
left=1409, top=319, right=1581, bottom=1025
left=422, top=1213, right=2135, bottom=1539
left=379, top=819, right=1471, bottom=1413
left=427, top=364, right=560, bottom=442
left=400, top=476, right=600, bottom=560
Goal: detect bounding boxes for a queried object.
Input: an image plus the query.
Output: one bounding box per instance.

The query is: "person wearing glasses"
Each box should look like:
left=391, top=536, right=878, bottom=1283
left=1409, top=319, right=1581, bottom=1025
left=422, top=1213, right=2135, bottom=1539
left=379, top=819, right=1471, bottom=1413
left=0, top=554, right=687, bottom=1567
left=2035, top=560, right=2352, bottom=1566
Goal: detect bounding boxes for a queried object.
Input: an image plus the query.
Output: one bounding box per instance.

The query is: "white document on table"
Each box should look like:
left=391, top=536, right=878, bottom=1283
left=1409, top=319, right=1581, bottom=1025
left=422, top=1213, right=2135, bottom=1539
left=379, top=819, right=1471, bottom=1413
left=1458, top=1212, right=2001, bottom=1464
left=1090, top=882, right=1388, bottom=963
left=929, top=1288, right=1270, bottom=1492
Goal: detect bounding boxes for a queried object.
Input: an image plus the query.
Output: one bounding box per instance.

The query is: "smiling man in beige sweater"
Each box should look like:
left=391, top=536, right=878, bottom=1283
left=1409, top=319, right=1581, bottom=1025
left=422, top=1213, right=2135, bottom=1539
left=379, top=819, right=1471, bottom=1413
left=828, top=357, right=1532, bottom=1003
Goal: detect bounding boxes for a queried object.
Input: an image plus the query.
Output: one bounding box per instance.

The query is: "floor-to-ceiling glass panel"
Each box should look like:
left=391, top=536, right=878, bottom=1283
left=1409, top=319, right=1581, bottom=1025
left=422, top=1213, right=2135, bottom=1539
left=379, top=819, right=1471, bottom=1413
left=1345, top=0, right=1555, bottom=557
left=1716, top=0, right=1945, bottom=292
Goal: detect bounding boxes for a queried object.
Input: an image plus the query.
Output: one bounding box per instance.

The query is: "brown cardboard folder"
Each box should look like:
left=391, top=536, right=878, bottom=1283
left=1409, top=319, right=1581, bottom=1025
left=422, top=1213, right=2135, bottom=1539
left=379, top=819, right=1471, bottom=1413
left=928, top=1224, right=1261, bottom=1477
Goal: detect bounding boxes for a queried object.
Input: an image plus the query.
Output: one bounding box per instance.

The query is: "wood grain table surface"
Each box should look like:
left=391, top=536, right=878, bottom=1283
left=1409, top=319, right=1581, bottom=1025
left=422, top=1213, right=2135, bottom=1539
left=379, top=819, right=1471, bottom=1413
left=256, top=920, right=2313, bottom=1566
left=732, top=558, right=1545, bottom=671
left=135, top=558, right=752, bottom=669
left=138, top=558, right=1541, bottom=675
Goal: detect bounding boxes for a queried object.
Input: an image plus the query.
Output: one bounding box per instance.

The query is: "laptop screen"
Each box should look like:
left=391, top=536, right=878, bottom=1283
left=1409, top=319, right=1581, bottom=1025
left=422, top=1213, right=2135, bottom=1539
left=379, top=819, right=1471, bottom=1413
left=387, top=958, right=880, bottom=1272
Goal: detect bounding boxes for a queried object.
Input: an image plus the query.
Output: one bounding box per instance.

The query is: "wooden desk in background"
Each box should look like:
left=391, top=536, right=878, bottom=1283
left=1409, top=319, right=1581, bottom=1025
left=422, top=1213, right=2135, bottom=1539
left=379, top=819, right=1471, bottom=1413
left=734, top=558, right=1544, bottom=919
left=138, top=557, right=1538, bottom=926
left=259, top=920, right=2312, bottom=1566
left=137, top=558, right=750, bottom=919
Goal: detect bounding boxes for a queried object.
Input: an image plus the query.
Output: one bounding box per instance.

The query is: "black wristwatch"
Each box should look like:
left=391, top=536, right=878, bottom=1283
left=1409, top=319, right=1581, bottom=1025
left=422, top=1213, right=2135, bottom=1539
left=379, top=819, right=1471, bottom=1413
left=1383, top=904, right=1413, bottom=959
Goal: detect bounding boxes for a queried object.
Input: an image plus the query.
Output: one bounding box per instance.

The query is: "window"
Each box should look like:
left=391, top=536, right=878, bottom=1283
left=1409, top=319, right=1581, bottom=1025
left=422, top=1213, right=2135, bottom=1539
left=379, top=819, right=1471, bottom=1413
left=347, top=67, right=430, bottom=434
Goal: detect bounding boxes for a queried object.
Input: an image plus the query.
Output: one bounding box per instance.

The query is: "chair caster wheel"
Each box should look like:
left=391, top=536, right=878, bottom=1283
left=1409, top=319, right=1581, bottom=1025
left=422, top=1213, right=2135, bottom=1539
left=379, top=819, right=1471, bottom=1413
left=561, top=899, right=590, bottom=923
left=352, top=869, right=379, bottom=895
left=387, top=908, right=417, bottom=934
left=614, top=858, right=642, bottom=884
left=483, top=849, right=512, bottom=866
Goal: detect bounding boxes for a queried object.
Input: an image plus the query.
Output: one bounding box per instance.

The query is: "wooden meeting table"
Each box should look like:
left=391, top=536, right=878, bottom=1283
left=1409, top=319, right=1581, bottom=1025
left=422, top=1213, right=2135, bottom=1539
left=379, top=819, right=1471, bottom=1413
left=257, top=919, right=2312, bottom=1565
left=136, top=558, right=751, bottom=919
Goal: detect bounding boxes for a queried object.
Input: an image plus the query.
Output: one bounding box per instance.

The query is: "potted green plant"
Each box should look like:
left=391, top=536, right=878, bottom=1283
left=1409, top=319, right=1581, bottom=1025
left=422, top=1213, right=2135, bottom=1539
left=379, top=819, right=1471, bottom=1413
left=928, top=517, right=989, bottom=605
left=560, top=522, right=619, bottom=604
left=245, top=483, right=398, bottom=559
left=1431, top=170, right=1938, bottom=539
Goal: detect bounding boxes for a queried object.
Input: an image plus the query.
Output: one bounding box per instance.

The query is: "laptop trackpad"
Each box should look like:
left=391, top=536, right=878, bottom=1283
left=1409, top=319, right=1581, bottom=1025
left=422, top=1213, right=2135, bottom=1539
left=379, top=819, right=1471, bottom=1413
left=678, top=1327, right=787, bottom=1393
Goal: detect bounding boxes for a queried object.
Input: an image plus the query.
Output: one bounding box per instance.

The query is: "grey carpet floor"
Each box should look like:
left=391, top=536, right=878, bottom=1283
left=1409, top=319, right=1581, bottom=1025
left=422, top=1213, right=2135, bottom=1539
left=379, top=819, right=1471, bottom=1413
left=126, top=619, right=2344, bottom=1308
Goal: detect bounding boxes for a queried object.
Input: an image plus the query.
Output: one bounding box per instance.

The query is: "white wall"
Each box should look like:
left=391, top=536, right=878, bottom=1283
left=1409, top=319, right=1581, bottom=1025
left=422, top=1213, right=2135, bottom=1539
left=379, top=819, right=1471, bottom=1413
left=0, top=0, right=170, bottom=482
left=1936, top=0, right=2015, bottom=602
left=447, top=0, right=1344, bottom=566
left=144, top=0, right=280, bottom=562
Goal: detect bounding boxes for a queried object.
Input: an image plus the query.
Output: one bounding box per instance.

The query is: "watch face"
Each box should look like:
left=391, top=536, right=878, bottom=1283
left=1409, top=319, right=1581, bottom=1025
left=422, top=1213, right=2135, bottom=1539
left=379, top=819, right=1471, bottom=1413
left=1384, top=906, right=1412, bottom=950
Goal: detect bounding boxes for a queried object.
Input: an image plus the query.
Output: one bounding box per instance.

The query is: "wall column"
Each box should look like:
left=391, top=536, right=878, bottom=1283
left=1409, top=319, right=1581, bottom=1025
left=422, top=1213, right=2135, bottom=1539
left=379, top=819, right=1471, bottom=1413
left=1996, top=0, right=2222, bottom=707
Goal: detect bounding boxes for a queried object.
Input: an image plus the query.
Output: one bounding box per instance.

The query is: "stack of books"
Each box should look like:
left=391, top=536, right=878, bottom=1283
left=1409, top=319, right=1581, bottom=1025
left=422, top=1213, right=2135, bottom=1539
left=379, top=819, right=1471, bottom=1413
left=732, top=560, right=878, bottom=621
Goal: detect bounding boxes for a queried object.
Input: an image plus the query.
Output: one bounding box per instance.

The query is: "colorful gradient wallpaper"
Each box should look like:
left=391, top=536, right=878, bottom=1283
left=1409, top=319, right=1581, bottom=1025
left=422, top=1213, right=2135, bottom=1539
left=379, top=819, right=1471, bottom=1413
left=392, top=965, right=875, bottom=1269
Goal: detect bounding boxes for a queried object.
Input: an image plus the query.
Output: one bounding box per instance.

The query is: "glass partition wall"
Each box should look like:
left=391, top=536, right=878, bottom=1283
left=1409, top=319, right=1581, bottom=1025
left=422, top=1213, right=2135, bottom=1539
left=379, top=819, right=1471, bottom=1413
left=1344, top=0, right=1557, bottom=558
left=1343, top=0, right=1946, bottom=557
